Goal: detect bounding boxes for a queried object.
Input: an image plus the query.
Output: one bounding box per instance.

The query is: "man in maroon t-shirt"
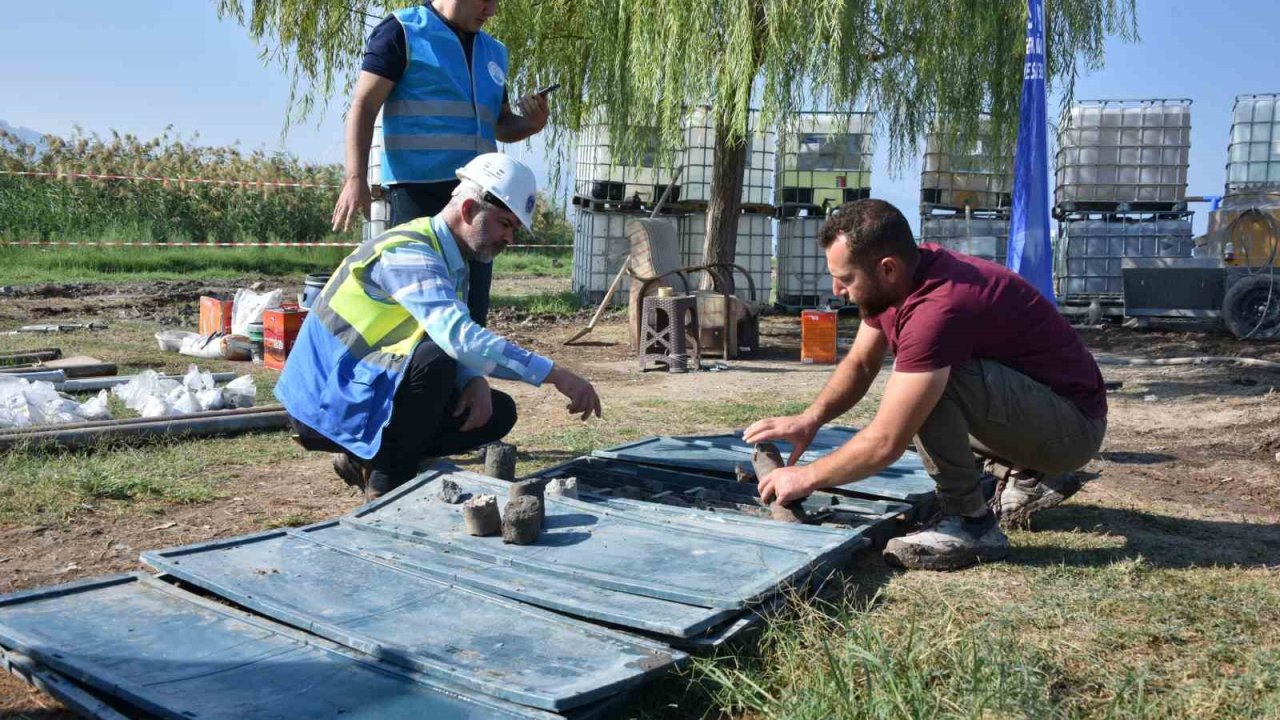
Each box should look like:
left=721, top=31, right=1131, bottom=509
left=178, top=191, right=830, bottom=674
left=746, top=199, right=1107, bottom=571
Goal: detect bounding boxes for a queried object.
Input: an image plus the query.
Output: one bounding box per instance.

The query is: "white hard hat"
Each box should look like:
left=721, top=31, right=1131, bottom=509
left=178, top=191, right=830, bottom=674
left=455, top=153, right=538, bottom=230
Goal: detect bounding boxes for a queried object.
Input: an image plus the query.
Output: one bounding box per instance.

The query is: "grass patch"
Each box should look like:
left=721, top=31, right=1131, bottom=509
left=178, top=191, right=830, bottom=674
left=493, top=250, right=571, bottom=278
left=0, top=245, right=349, bottom=284
left=490, top=291, right=583, bottom=315
left=0, top=430, right=303, bottom=524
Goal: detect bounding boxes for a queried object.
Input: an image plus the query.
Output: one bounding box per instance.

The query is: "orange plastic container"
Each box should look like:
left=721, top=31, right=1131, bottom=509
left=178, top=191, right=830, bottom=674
left=198, top=296, right=233, bottom=336
left=262, top=305, right=308, bottom=371
left=800, top=310, right=838, bottom=364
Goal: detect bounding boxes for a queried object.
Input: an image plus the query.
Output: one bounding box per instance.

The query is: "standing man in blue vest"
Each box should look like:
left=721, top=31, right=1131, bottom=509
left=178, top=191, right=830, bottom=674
left=330, top=0, right=549, bottom=329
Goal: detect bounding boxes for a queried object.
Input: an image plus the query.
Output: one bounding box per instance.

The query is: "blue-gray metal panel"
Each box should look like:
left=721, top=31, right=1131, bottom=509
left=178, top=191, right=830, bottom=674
left=596, top=429, right=937, bottom=502
left=0, top=573, right=560, bottom=720
left=293, top=520, right=737, bottom=639
left=0, top=646, right=132, bottom=720
left=352, top=469, right=855, bottom=609
left=142, top=529, right=682, bottom=712
left=528, top=456, right=910, bottom=530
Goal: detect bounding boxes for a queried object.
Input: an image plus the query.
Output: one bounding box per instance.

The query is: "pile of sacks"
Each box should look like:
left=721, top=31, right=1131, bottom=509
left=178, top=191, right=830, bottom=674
left=0, top=378, right=111, bottom=430
left=112, top=366, right=256, bottom=418
left=0, top=365, right=258, bottom=430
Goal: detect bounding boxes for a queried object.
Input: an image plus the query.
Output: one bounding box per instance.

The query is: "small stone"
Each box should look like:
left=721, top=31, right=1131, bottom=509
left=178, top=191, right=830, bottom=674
left=1143, top=394, right=1158, bottom=402
left=438, top=479, right=466, bottom=504
left=546, top=477, right=579, bottom=499
left=1274, top=452, right=1280, bottom=464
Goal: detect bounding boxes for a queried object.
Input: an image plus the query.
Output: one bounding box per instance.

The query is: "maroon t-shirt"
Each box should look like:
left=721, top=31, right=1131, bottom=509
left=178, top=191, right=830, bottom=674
left=863, top=245, right=1107, bottom=419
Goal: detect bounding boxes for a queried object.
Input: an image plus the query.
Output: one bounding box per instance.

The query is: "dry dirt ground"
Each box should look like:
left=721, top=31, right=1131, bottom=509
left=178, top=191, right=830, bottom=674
left=0, top=281, right=1278, bottom=717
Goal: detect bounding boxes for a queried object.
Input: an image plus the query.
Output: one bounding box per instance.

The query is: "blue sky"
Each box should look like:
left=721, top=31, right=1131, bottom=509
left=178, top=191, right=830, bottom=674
left=3, top=1, right=1278, bottom=234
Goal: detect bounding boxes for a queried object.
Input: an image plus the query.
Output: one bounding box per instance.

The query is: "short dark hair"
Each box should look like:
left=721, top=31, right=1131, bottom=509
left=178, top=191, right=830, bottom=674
left=817, top=199, right=919, bottom=270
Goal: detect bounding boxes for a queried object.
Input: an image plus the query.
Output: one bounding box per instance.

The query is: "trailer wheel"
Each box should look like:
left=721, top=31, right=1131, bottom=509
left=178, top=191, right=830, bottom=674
left=1222, top=274, right=1280, bottom=340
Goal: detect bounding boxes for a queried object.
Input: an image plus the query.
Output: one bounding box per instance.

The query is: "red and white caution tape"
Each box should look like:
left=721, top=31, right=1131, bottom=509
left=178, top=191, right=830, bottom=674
left=0, top=169, right=338, bottom=189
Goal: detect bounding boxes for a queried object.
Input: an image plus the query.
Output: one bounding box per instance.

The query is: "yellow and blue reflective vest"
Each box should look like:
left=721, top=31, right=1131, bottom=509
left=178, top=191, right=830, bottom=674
left=275, top=217, right=552, bottom=459
left=380, top=5, right=507, bottom=184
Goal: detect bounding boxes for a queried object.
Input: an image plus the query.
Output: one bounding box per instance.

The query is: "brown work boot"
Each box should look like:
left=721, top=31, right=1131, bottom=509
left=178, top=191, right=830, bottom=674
left=331, top=453, right=369, bottom=491
left=999, top=471, right=1084, bottom=528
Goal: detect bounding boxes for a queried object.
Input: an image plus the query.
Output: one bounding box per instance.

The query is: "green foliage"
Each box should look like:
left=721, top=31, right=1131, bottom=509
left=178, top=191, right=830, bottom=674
left=0, top=245, right=349, bottom=284
left=217, top=0, right=1136, bottom=171
left=0, top=127, right=353, bottom=245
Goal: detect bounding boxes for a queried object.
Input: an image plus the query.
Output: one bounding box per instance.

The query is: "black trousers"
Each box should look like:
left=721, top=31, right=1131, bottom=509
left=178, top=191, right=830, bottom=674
left=292, top=340, right=517, bottom=492
left=388, top=181, right=493, bottom=327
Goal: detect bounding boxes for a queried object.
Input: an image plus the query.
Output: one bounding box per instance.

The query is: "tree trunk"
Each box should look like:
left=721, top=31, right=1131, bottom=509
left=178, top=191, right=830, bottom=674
left=702, top=115, right=749, bottom=294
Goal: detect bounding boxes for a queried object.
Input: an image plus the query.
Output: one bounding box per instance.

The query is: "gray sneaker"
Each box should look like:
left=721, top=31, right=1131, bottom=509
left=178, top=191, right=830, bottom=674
left=331, top=453, right=369, bottom=491
left=883, top=514, right=1009, bottom=571
left=999, top=472, right=1082, bottom=528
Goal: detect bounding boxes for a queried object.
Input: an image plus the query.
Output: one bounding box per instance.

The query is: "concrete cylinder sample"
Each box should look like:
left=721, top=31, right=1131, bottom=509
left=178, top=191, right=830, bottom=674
left=484, top=442, right=518, bottom=481
left=752, top=442, right=808, bottom=524
left=508, top=478, right=547, bottom=526
left=502, top=496, right=542, bottom=544
left=462, top=494, right=501, bottom=537
left=546, top=476, right=579, bottom=499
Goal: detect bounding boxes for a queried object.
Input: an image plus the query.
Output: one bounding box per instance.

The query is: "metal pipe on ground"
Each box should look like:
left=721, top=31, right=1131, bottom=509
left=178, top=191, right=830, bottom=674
left=0, top=408, right=290, bottom=451
left=54, top=372, right=238, bottom=393
left=0, top=404, right=284, bottom=438
left=0, top=348, right=63, bottom=366
left=0, top=370, right=67, bottom=384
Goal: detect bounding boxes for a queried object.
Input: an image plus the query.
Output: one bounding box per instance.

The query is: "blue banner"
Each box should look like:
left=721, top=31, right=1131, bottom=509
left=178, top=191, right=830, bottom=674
left=1007, top=0, right=1056, bottom=305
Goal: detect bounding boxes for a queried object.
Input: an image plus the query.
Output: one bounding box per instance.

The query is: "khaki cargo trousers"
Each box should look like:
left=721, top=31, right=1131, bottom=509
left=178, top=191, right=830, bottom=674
left=913, top=359, right=1107, bottom=517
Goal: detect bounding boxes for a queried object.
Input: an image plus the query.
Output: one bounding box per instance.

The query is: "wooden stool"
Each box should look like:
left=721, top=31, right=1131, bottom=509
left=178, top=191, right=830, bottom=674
left=639, top=294, right=701, bottom=373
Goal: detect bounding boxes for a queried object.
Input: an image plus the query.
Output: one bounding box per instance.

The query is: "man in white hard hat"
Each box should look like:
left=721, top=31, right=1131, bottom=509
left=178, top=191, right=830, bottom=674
left=280, top=154, right=600, bottom=499
left=330, top=0, right=550, bottom=331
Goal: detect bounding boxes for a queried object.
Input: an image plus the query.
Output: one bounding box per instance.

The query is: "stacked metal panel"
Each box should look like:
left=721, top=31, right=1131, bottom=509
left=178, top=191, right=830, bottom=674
left=678, top=212, right=774, bottom=303
left=0, top=424, right=941, bottom=718
left=1054, top=99, right=1195, bottom=308
left=775, top=113, right=874, bottom=216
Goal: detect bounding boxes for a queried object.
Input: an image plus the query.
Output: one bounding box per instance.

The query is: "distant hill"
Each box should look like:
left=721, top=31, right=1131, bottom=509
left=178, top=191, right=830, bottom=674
left=0, top=119, right=50, bottom=150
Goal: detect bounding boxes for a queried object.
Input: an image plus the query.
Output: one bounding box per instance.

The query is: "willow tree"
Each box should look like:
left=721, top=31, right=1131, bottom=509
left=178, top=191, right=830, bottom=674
left=218, top=0, right=1136, bottom=271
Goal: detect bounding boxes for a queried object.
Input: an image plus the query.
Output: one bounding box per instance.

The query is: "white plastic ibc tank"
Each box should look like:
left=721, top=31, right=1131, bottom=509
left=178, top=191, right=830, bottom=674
left=776, top=112, right=874, bottom=210
left=677, top=212, right=773, bottom=303
left=1055, top=100, right=1190, bottom=207
left=1226, top=94, right=1280, bottom=192
left=572, top=209, right=636, bottom=306
left=920, top=128, right=1013, bottom=211
left=1055, top=215, right=1194, bottom=297
left=679, top=107, right=776, bottom=206
left=363, top=114, right=389, bottom=243
left=918, top=216, right=1010, bottom=265
left=573, top=116, right=674, bottom=204
left=776, top=216, right=841, bottom=307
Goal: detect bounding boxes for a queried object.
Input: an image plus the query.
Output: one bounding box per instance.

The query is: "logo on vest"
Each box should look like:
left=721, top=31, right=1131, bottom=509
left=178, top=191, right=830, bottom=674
left=487, top=61, right=505, bottom=87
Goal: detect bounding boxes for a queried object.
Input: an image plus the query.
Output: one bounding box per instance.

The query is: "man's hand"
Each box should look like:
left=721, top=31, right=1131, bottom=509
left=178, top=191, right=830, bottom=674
left=547, top=366, right=602, bottom=421
left=743, top=411, right=821, bottom=465
left=758, top=463, right=817, bottom=505
left=332, top=178, right=371, bottom=233
left=454, top=377, right=494, bottom=432
left=514, top=93, right=550, bottom=134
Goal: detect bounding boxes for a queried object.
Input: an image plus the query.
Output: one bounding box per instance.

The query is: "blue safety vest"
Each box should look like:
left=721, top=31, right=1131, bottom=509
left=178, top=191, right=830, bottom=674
left=274, top=219, right=449, bottom=459
left=380, top=5, right=507, bottom=184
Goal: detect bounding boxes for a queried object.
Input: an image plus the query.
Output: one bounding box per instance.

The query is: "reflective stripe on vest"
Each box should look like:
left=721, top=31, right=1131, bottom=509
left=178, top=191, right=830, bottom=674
left=381, top=6, right=508, bottom=184
left=309, top=219, right=446, bottom=372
